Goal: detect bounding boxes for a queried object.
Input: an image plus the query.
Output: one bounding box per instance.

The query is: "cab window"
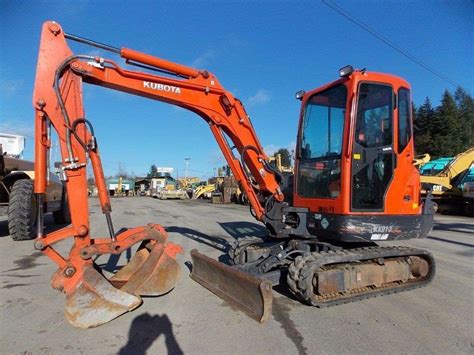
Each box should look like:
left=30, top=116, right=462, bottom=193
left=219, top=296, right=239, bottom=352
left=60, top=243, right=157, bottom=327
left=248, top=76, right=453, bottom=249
left=398, top=87, right=412, bottom=152
left=355, top=84, right=393, bottom=148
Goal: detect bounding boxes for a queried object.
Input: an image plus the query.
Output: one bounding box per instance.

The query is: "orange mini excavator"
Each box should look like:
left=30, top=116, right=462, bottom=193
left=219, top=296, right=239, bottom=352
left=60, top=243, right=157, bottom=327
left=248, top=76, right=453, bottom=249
left=32, top=21, right=435, bottom=327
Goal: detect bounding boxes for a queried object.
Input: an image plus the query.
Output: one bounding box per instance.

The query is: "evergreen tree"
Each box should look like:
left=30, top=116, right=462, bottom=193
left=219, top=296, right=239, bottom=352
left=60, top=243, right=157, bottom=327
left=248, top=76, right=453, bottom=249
left=414, top=97, right=434, bottom=155
left=413, top=89, right=473, bottom=158
left=147, top=164, right=158, bottom=178
left=432, top=90, right=462, bottom=157
left=454, top=87, right=474, bottom=150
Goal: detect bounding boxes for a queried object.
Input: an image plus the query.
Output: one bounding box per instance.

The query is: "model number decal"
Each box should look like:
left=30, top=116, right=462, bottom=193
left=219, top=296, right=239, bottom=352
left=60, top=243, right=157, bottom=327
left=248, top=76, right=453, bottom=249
left=371, top=233, right=389, bottom=240
left=372, top=225, right=393, bottom=233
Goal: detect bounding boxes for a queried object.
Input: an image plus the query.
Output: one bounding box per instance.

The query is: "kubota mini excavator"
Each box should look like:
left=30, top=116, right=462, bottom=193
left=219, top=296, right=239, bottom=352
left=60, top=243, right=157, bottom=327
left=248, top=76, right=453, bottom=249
left=32, top=21, right=436, bottom=327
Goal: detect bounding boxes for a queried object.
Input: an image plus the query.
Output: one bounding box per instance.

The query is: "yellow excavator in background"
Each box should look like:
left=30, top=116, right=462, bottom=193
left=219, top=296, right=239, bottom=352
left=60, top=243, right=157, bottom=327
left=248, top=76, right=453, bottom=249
left=413, top=153, right=431, bottom=167
left=178, top=177, right=200, bottom=190
left=268, top=153, right=293, bottom=173
left=192, top=183, right=217, bottom=199
left=420, top=147, right=474, bottom=214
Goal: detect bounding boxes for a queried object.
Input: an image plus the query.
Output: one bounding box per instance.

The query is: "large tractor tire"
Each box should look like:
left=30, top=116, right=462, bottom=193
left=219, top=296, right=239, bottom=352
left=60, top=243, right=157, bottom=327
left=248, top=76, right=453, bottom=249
left=8, top=179, right=37, bottom=241
left=53, top=190, right=71, bottom=224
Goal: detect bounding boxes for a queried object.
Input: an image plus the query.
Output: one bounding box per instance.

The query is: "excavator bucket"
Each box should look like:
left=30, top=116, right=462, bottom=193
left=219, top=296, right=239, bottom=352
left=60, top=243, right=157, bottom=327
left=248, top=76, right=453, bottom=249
left=57, top=226, right=183, bottom=328
left=110, top=241, right=182, bottom=296
left=190, top=249, right=273, bottom=323
left=65, top=266, right=142, bottom=328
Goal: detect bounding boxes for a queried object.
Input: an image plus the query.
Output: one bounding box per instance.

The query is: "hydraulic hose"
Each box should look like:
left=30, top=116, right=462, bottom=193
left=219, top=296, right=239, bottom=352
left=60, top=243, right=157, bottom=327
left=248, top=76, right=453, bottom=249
left=71, top=118, right=96, bottom=152
left=240, top=145, right=264, bottom=189
left=53, top=56, right=117, bottom=240
left=53, top=55, right=95, bottom=162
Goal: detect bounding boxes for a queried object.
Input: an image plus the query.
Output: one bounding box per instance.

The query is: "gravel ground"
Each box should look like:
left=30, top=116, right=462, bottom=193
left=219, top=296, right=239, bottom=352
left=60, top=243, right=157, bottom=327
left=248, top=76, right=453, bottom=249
left=1, top=197, right=473, bottom=354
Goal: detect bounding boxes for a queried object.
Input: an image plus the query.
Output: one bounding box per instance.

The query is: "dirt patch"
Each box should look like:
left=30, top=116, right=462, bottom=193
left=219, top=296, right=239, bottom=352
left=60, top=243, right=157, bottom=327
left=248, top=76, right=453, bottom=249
left=2, top=273, right=40, bottom=278
left=273, top=297, right=308, bottom=355
left=5, top=252, right=45, bottom=272
left=1, top=297, right=31, bottom=309
left=2, top=283, right=30, bottom=289
left=219, top=300, right=244, bottom=315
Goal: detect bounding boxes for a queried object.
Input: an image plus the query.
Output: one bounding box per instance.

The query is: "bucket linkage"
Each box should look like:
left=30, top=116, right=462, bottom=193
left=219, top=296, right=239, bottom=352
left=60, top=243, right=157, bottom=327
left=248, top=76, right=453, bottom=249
left=37, top=223, right=182, bottom=328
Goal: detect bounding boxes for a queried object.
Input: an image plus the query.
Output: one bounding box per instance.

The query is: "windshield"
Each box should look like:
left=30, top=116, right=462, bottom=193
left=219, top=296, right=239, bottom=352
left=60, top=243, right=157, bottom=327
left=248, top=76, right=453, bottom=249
left=297, top=84, right=347, bottom=199
left=300, top=85, right=347, bottom=160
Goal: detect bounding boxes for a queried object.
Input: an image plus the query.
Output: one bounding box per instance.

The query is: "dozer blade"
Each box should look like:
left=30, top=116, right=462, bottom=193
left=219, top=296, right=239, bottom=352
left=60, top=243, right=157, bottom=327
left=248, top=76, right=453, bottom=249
left=190, top=249, right=273, bottom=323
left=110, top=241, right=182, bottom=296
left=65, top=266, right=142, bottom=329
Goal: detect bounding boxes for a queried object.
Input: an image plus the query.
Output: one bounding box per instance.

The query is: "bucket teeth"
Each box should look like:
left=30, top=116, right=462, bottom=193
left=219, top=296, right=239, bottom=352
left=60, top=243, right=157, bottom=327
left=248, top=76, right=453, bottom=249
left=65, top=266, right=142, bottom=329
left=110, top=241, right=182, bottom=296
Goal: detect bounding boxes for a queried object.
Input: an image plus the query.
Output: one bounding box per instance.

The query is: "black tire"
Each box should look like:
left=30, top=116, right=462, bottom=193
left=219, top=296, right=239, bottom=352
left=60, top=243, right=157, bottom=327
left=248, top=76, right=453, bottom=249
left=53, top=189, right=71, bottom=224
left=8, top=179, right=37, bottom=241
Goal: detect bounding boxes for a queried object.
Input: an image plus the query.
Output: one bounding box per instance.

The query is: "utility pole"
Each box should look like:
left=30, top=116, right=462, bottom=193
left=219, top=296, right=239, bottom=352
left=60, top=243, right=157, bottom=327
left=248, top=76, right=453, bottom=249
left=184, top=158, right=190, bottom=178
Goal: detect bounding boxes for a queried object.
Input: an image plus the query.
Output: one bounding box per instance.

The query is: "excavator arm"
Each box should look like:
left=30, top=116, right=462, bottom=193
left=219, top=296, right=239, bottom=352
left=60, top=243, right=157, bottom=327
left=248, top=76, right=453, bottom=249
left=32, top=21, right=284, bottom=327
left=34, top=22, right=283, bottom=223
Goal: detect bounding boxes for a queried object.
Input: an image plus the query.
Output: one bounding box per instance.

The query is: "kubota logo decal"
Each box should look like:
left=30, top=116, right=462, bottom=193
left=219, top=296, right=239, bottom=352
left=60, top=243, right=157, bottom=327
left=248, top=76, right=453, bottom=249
left=143, top=81, right=181, bottom=94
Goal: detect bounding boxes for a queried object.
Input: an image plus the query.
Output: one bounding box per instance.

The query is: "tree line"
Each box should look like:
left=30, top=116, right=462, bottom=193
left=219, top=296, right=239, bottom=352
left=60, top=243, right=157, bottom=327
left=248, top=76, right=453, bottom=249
left=414, top=87, right=473, bottom=157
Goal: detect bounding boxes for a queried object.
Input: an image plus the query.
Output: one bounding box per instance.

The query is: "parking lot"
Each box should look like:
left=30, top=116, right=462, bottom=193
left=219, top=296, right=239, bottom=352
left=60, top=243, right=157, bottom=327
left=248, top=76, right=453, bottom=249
left=1, top=197, right=473, bottom=354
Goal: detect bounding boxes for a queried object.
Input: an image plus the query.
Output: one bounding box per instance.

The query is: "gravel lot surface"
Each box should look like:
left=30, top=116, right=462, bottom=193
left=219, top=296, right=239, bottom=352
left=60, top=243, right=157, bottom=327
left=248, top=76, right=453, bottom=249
left=1, top=197, right=473, bottom=354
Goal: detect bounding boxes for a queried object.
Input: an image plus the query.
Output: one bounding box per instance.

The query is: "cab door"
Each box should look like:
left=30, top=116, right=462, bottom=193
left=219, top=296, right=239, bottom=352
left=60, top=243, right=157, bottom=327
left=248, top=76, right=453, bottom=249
left=351, top=83, right=394, bottom=212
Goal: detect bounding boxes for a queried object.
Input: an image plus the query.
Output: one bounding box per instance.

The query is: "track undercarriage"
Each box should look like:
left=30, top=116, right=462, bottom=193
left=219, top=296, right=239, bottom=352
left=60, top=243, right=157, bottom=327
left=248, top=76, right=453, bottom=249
left=226, top=236, right=435, bottom=307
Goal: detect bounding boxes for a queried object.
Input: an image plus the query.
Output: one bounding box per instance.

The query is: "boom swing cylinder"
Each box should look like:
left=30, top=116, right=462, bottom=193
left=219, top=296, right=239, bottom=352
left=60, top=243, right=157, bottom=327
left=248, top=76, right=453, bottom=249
left=32, top=21, right=435, bottom=327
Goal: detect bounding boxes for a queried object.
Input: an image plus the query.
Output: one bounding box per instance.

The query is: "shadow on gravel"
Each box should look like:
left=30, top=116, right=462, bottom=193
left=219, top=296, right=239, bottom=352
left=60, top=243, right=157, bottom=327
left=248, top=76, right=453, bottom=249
left=118, top=312, right=183, bottom=355
left=98, top=248, right=132, bottom=273
left=166, top=226, right=228, bottom=252
left=218, top=221, right=268, bottom=240
left=427, top=236, right=474, bottom=248
left=0, top=220, right=8, bottom=238
left=433, top=222, right=474, bottom=233
left=273, top=283, right=301, bottom=302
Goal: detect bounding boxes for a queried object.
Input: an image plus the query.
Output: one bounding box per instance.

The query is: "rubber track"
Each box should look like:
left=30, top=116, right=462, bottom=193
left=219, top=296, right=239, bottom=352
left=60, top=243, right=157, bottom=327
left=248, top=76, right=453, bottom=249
left=7, top=179, right=36, bottom=241
left=287, top=246, right=436, bottom=307
left=228, top=236, right=266, bottom=265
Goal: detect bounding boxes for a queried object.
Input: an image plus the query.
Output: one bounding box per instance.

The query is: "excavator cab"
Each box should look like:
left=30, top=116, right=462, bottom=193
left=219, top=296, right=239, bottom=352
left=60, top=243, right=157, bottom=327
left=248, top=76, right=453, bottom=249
left=293, top=67, right=434, bottom=243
